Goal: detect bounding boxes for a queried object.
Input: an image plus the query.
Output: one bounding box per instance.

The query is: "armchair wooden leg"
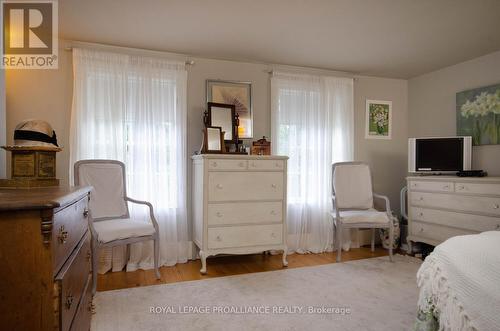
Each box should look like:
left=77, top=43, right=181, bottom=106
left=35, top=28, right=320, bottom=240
left=371, top=228, right=375, bottom=252
left=153, top=237, right=160, bottom=279
left=336, top=223, right=342, bottom=262
left=389, top=223, right=394, bottom=262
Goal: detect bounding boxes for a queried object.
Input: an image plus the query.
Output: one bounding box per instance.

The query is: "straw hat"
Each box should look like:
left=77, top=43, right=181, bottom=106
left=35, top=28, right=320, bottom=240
left=13, top=119, right=58, bottom=147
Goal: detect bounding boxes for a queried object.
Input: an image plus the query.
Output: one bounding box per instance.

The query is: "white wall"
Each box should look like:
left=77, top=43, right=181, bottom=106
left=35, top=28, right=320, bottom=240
left=5, top=42, right=73, bottom=185
left=5, top=40, right=409, bottom=224
left=409, top=50, right=500, bottom=175
left=354, top=76, right=408, bottom=213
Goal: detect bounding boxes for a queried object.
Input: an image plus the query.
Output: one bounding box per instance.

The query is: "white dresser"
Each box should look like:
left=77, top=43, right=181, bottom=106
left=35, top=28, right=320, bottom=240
left=192, top=154, right=288, bottom=274
left=407, top=176, right=500, bottom=252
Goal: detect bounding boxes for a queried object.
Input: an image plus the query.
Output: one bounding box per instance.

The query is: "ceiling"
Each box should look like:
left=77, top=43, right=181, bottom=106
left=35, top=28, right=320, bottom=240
left=59, top=0, right=500, bottom=79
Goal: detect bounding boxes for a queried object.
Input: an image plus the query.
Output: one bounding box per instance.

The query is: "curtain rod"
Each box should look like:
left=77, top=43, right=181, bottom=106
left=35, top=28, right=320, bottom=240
left=64, top=46, right=195, bottom=66
left=64, top=42, right=355, bottom=75
left=266, top=69, right=358, bottom=81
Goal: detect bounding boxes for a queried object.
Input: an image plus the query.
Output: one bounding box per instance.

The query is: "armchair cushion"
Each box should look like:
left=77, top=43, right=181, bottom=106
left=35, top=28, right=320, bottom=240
left=333, top=164, right=373, bottom=209
left=93, top=218, right=155, bottom=243
left=335, top=208, right=390, bottom=225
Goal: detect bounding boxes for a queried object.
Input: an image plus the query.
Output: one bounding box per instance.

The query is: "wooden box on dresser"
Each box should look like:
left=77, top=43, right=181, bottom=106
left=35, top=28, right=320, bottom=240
left=407, top=176, right=500, bottom=252
left=0, top=186, right=93, bottom=331
left=192, top=155, right=288, bottom=274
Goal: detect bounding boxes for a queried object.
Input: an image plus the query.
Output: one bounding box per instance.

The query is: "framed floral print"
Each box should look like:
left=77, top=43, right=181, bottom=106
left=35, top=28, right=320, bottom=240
left=206, top=80, right=253, bottom=139
left=365, top=100, right=392, bottom=139
left=456, top=83, right=500, bottom=146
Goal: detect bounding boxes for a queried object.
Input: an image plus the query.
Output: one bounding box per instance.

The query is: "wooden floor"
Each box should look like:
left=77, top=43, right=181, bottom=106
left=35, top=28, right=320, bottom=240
left=97, top=246, right=388, bottom=292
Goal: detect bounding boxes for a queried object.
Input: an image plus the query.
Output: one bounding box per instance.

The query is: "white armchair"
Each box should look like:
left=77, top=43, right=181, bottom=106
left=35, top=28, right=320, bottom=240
left=331, top=162, right=393, bottom=262
left=74, top=160, right=160, bottom=294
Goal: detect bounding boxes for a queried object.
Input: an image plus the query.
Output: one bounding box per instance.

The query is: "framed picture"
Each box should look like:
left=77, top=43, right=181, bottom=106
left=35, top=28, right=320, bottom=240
left=207, top=80, right=252, bottom=139
left=457, top=83, right=500, bottom=146
left=365, top=100, right=392, bottom=139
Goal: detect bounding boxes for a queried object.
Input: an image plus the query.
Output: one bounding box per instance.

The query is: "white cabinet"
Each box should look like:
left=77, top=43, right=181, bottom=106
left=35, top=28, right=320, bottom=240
left=192, top=154, right=288, bottom=274
left=407, top=176, right=500, bottom=251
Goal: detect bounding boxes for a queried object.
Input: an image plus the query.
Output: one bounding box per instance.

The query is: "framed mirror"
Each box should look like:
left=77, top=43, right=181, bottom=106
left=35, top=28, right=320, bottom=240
left=207, top=102, right=237, bottom=143
left=201, top=126, right=225, bottom=154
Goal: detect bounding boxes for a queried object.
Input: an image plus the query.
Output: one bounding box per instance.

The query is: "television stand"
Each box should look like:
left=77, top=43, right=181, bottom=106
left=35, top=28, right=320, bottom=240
left=406, top=175, right=500, bottom=254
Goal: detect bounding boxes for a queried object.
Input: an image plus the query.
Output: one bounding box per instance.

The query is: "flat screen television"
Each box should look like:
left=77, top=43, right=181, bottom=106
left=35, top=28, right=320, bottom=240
left=408, top=137, right=472, bottom=173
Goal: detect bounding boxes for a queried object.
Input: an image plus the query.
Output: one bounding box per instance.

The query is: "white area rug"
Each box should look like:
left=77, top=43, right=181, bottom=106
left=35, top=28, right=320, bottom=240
left=92, top=255, right=421, bottom=331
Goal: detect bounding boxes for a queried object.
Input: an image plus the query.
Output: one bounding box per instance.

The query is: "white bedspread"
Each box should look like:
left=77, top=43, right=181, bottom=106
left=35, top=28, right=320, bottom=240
left=416, top=231, right=500, bottom=331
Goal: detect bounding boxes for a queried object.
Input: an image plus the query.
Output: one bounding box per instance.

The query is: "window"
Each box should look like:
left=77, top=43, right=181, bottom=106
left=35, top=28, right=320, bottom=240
left=271, top=72, right=353, bottom=253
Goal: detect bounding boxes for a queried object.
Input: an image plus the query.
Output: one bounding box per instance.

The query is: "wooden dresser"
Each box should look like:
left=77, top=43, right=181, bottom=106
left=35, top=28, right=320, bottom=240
left=407, top=176, right=500, bottom=252
left=0, top=186, right=93, bottom=331
left=192, top=155, right=288, bottom=274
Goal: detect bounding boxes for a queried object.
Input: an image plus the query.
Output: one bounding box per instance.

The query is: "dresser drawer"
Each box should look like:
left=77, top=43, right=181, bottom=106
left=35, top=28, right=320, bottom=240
left=69, top=276, right=92, bottom=331
left=410, top=192, right=500, bottom=216
left=412, top=207, right=500, bottom=232
left=53, top=196, right=89, bottom=274
left=455, top=182, right=500, bottom=195
left=208, top=224, right=283, bottom=249
left=208, top=172, right=284, bottom=201
left=248, top=159, right=284, bottom=171
left=408, top=180, right=453, bottom=192
left=55, top=233, right=91, bottom=331
left=208, top=159, right=247, bottom=171
left=208, top=201, right=282, bottom=226
left=411, top=221, right=472, bottom=243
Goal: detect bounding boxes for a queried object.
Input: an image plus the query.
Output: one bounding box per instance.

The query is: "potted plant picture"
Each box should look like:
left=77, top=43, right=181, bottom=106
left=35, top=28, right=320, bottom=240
left=366, top=100, right=392, bottom=139
left=457, top=83, right=500, bottom=145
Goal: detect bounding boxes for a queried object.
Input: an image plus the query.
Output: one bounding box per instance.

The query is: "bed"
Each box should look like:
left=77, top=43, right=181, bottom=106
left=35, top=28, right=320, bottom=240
left=414, top=231, right=500, bottom=331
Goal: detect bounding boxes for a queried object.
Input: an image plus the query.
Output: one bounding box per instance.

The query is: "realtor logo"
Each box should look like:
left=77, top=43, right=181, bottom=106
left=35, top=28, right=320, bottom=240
left=1, top=0, right=58, bottom=69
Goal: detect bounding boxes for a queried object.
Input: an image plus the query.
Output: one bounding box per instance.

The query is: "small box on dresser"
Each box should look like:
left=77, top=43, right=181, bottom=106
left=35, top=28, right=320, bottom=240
left=407, top=176, right=500, bottom=252
left=192, top=154, right=288, bottom=274
left=0, top=186, right=93, bottom=331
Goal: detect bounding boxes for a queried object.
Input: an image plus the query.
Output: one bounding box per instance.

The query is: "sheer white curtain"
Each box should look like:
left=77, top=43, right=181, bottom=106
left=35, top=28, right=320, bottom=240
left=70, top=48, right=189, bottom=273
left=271, top=71, right=354, bottom=253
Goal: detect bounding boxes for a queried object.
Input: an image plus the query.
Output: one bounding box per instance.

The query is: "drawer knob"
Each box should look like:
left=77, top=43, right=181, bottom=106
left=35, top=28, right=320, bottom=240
left=496, top=224, right=500, bottom=230
left=275, top=162, right=281, bottom=167
left=212, top=162, right=217, bottom=167
left=83, top=209, right=89, bottom=218
left=65, top=293, right=74, bottom=310
left=216, top=184, right=223, bottom=189
left=271, top=232, right=276, bottom=238
left=58, top=226, right=68, bottom=244
left=216, top=212, right=223, bottom=217
left=419, top=228, right=424, bottom=232
left=419, top=212, right=423, bottom=217
left=494, top=204, right=499, bottom=210
left=419, top=197, right=424, bottom=201
left=443, top=185, right=449, bottom=189
left=457, top=185, right=465, bottom=190
left=270, top=210, right=277, bottom=215
left=216, top=235, right=222, bottom=242
left=271, top=184, right=277, bottom=189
